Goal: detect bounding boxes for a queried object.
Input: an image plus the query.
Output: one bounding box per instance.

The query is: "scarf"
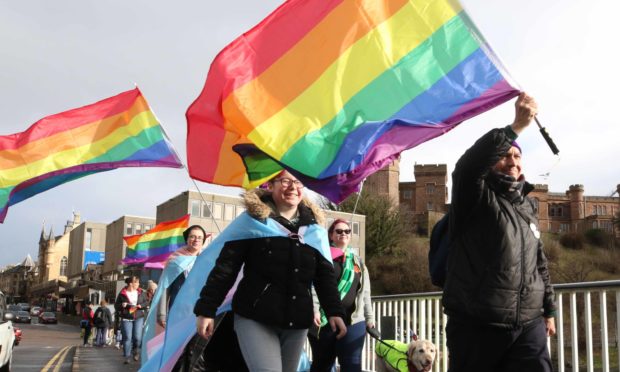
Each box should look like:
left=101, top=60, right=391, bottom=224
left=487, top=171, right=526, bottom=204
left=319, top=248, right=354, bottom=327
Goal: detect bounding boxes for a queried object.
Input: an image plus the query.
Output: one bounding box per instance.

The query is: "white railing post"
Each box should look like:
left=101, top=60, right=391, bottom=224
left=584, top=291, right=593, bottom=372
left=557, top=293, right=565, bottom=372
left=616, top=291, right=620, bottom=372
left=420, top=298, right=426, bottom=340
left=442, top=312, right=448, bottom=372
left=599, top=291, right=609, bottom=372
left=571, top=292, right=579, bottom=372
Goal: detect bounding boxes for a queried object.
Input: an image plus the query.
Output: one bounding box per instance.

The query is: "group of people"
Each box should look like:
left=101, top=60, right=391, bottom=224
left=83, top=92, right=557, bottom=372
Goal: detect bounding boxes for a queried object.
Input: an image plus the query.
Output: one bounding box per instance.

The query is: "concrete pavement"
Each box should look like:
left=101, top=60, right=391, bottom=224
left=72, top=344, right=139, bottom=372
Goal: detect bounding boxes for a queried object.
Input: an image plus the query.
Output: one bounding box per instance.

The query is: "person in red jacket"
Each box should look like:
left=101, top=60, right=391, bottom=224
left=82, top=301, right=95, bottom=346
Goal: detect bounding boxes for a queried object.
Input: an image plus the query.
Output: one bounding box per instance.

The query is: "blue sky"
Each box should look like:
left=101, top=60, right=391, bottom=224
left=1, top=0, right=618, bottom=266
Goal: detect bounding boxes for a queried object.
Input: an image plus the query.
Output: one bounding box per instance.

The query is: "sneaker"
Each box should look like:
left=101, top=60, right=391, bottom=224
left=124, top=358, right=131, bottom=365
left=133, top=349, right=140, bottom=361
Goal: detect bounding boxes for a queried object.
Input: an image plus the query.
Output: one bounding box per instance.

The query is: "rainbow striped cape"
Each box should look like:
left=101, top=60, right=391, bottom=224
left=186, top=0, right=520, bottom=202
left=0, top=88, right=182, bottom=222
left=122, top=214, right=190, bottom=267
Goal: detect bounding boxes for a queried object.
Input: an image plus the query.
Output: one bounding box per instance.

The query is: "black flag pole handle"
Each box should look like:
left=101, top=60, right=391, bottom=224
left=534, top=117, right=560, bottom=155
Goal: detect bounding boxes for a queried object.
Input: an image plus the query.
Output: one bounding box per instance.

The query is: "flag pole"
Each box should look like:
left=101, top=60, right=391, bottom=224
left=132, top=84, right=224, bottom=235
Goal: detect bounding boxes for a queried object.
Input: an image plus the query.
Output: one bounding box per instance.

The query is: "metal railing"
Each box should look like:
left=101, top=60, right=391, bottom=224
left=356, top=280, right=620, bottom=372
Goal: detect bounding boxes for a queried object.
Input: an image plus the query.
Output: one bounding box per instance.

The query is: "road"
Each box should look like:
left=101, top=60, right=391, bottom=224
left=12, top=320, right=78, bottom=372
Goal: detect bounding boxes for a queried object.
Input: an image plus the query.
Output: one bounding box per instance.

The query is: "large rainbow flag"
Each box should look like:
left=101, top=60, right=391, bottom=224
left=0, top=88, right=182, bottom=222
left=121, top=214, right=190, bottom=268
left=186, top=0, right=520, bottom=202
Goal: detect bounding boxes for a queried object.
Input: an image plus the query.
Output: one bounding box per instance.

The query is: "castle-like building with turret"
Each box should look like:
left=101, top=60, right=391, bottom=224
left=366, top=160, right=619, bottom=237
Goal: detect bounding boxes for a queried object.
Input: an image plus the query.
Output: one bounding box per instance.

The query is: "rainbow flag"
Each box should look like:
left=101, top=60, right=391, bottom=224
left=0, top=88, right=182, bottom=222
left=121, top=214, right=190, bottom=267
left=186, top=0, right=520, bottom=202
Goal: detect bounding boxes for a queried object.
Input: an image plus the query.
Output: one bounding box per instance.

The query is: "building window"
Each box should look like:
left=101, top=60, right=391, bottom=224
left=602, top=206, right=607, bottom=215
left=426, top=183, right=435, bottom=195
left=403, top=190, right=413, bottom=200
left=212, top=203, right=223, bottom=219
left=59, top=256, right=68, bottom=277
left=560, top=223, right=569, bottom=233
left=190, top=200, right=201, bottom=217
left=85, top=228, right=92, bottom=250
left=427, top=202, right=433, bottom=211
left=126, top=223, right=133, bottom=235
left=202, top=202, right=213, bottom=218
left=352, top=222, right=359, bottom=236
left=135, top=224, right=142, bottom=235
left=224, top=204, right=235, bottom=221
left=145, top=224, right=151, bottom=232
left=236, top=206, right=246, bottom=217
left=549, top=206, right=555, bottom=217
left=557, top=206, right=563, bottom=217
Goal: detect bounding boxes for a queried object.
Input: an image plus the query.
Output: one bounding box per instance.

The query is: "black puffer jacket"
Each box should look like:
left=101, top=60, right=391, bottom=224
left=194, top=190, right=344, bottom=329
left=442, top=127, right=556, bottom=328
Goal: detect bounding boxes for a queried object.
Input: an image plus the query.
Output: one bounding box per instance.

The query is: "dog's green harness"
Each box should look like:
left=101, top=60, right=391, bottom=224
left=375, top=340, right=409, bottom=372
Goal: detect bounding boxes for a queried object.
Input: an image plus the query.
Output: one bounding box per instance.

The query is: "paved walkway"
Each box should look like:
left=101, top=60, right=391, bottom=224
left=72, top=345, right=140, bottom=372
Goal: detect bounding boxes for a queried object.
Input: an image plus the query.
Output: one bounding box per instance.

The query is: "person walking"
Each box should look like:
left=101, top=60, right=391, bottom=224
left=115, top=276, right=148, bottom=364
left=194, top=170, right=347, bottom=372
left=93, top=299, right=113, bottom=347
left=82, top=301, right=95, bottom=347
left=308, top=219, right=374, bottom=372
left=442, top=93, right=556, bottom=372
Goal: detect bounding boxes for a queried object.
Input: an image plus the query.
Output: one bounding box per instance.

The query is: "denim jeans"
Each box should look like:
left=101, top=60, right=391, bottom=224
left=308, top=321, right=366, bottom=372
left=95, top=327, right=108, bottom=346
left=120, top=317, right=144, bottom=358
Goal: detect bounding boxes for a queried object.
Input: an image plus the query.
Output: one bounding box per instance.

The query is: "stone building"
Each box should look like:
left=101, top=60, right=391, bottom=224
left=102, top=215, right=155, bottom=281
left=365, top=158, right=401, bottom=209
left=67, top=221, right=107, bottom=280
left=366, top=161, right=620, bottom=237
left=0, top=255, right=36, bottom=303
left=156, top=190, right=367, bottom=259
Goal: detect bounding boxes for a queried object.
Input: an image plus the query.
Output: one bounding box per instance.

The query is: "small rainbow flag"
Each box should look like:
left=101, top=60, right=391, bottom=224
left=121, top=214, right=190, bottom=267
left=0, top=88, right=182, bottom=222
left=186, top=0, right=520, bottom=202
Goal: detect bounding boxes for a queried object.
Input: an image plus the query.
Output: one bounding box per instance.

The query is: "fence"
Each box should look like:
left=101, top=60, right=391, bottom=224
left=352, top=280, right=620, bottom=371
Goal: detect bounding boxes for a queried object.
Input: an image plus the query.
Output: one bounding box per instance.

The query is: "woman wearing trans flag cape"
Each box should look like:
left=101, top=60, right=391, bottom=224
left=141, top=170, right=346, bottom=372
left=140, top=225, right=207, bottom=367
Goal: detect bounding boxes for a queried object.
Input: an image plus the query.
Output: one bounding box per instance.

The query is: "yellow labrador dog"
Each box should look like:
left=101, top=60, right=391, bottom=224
left=375, top=339, right=437, bottom=372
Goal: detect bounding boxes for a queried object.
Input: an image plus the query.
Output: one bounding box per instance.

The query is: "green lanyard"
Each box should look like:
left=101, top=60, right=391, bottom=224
left=319, top=249, right=355, bottom=327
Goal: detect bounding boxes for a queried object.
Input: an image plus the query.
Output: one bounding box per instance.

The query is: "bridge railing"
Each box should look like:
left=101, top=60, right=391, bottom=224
left=355, top=280, right=620, bottom=372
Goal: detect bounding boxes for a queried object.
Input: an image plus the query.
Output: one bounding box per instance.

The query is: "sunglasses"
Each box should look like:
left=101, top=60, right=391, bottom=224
left=334, top=229, right=351, bottom=235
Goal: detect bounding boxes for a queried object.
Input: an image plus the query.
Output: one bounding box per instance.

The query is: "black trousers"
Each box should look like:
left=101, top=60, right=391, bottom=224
left=446, top=316, right=552, bottom=372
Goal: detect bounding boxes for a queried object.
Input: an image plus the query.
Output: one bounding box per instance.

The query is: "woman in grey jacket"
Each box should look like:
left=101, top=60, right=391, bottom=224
left=308, top=219, right=374, bottom=372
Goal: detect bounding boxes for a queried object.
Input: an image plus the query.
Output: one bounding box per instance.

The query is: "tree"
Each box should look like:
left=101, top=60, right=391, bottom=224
left=338, top=188, right=409, bottom=258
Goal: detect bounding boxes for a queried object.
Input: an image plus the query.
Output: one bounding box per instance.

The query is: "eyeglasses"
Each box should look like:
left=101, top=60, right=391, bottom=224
left=188, top=235, right=204, bottom=241
left=334, top=229, right=351, bottom=235
left=273, top=178, right=304, bottom=189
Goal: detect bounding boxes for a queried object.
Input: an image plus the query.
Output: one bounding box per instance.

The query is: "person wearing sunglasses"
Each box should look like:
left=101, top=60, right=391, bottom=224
left=308, top=219, right=375, bottom=372
left=193, top=170, right=347, bottom=372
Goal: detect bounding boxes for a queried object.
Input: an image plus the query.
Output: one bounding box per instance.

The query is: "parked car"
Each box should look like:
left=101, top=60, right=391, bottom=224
left=30, top=306, right=42, bottom=316
left=3, top=312, right=15, bottom=322
left=17, top=303, right=30, bottom=312
left=0, top=291, right=16, bottom=372
left=14, top=311, right=31, bottom=324
left=13, top=327, right=22, bottom=346
left=38, top=312, right=58, bottom=324
left=7, top=305, right=20, bottom=313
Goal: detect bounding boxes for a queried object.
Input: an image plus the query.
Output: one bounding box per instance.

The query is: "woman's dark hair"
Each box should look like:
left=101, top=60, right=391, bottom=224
left=124, top=276, right=139, bottom=285
left=183, top=225, right=207, bottom=243
left=328, top=219, right=350, bottom=235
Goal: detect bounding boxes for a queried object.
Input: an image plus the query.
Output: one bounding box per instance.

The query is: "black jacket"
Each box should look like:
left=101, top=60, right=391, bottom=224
left=114, top=287, right=148, bottom=320
left=94, top=306, right=113, bottom=329
left=194, top=190, right=344, bottom=329
left=442, top=127, right=556, bottom=327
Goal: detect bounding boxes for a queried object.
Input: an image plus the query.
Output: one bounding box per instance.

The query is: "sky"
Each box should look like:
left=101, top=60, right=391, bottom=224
left=1, top=0, right=618, bottom=267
